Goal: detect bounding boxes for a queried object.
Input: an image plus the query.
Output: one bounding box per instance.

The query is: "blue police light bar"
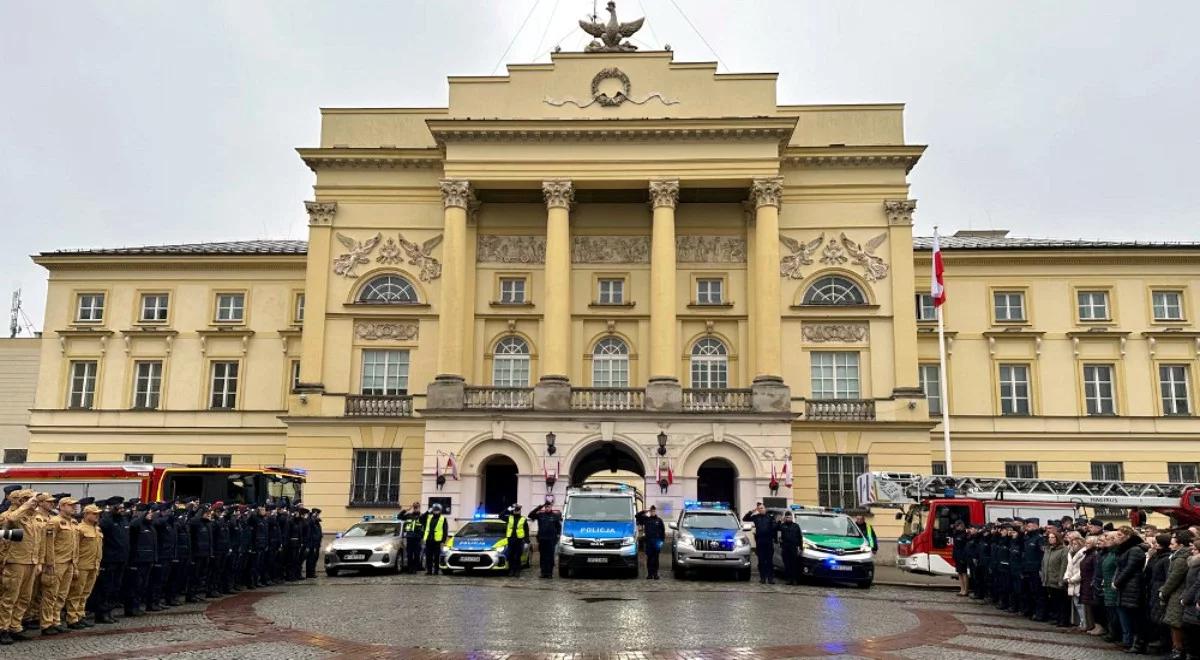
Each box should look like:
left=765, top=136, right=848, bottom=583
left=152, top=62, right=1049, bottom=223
left=790, top=504, right=806, bottom=511
left=361, top=514, right=376, bottom=521
left=684, top=500, right=731, bottom=510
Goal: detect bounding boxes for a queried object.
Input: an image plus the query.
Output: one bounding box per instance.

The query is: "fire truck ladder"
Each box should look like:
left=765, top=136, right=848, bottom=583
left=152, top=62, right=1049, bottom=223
left=859, top=471, right=1194, bottom=509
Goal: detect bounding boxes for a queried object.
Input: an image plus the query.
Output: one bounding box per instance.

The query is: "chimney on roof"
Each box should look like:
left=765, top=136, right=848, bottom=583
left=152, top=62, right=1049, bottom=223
left=953, top=229, right=1010, bottom=238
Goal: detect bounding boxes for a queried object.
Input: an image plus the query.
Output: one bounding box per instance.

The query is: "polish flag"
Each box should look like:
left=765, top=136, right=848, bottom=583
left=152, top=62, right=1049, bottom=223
left=446, top=452, right=459, bottom=480
left=931, top=230, right=946, bottom=307
left=782, top=460, right=793, bottom=488
left=667, top=458, right=674, bottom=486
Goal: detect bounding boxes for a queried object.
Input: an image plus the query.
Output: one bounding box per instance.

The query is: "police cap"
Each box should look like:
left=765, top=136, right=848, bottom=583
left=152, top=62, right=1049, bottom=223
left=1089, top=518, right=1104, bottom=527
left=312, top=508, right=321, bottom=515
left=997, top=517, right=1012, bottom=523
left=127, top=498, right=141, bottom=507
left=105, top=496, right=125, bottom=507
left=2, top=485, right=22, bottom=495
left=51, top=492, right=71, bottom=501
left=1025, top=517, right=1040, bottom=525
left=77, top=497, right=95, bottom=507
left=1012, top=517, right=1025, bottom=524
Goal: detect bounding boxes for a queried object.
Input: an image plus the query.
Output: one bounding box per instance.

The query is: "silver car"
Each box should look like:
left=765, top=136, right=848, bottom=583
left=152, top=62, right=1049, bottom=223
left=323, top=517, right=406, bottom=576
left=668, top=505, right=752, bottom=580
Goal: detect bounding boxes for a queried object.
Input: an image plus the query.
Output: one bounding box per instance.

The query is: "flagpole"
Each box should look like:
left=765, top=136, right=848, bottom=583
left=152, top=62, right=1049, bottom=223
left=933, top=226, right=953, bottom=475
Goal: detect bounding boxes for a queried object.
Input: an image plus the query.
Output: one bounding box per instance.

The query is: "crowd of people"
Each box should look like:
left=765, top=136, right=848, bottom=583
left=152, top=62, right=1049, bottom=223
left=953, top=513, right=1200, bottom=659
left=0, top=485, right=322, bottom=645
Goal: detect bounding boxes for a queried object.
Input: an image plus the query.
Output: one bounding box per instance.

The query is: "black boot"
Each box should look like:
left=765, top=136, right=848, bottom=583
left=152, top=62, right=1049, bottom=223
left=0, top=633, right=10, bottom=646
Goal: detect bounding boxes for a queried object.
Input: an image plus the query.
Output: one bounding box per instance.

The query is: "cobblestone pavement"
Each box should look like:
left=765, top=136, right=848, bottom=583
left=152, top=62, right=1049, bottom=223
left=0, top=564, right=1139, bottom=659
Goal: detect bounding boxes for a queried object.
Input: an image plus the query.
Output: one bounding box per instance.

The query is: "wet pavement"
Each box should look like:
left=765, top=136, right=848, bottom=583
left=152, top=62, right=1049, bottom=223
left=0, top=560, right=1138, bottom=659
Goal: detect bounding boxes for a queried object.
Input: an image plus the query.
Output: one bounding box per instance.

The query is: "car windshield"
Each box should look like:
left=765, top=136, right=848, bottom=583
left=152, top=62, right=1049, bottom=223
left=796, top=514, right=863, bottom=537
left=456, top=521, right=505, bottom=538
left=682, top=512, right=739, bottom=530
left=565, top=496, right=633, bottom=521
left=342, top=522, right=400, bottom=538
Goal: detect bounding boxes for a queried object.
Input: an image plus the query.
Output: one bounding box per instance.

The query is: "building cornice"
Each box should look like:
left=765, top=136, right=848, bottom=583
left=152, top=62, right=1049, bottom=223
left=780, top=145, right=926, bottom=173
left=297, top=147, right=444, bottom=172
left=426, top=117, right=798, bottom=146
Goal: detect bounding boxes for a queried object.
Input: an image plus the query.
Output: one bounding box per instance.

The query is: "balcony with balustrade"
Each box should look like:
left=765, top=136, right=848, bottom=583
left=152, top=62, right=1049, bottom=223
left=802, top=399, right=876, bottom=422
left=344, top=394, right=415, bottom=417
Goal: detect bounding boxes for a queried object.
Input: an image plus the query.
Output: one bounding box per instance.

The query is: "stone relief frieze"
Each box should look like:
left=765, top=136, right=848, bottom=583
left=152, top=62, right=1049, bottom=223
left=332, top=233, right=382, bottom=278
left=573, top=236, right=650, bottom=264
left=476, top=235, right=547, bottom=264
left=676, top=236, right=746, bottom=263
left=802, top=323, right=868, bottom=344
left=395, top=234, right=443, bottom=282
left=333, top=232, right=442, bottom=281
left=840, top=232, right=890, bottom=282
left=355, top=322, right=419, bottom=341
left=779, top=233, right=823, bottom=279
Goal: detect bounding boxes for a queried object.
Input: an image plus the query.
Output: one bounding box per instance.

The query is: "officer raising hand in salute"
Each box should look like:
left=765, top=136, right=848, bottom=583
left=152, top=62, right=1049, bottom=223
left=743, top=503, right=778, bottom=584
left=635, top=505, right=665, bottom=580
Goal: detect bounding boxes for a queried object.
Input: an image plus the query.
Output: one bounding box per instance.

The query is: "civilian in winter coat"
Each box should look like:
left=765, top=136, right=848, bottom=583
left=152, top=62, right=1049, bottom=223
left=1112, top=527, right=1147, bottom=652
left=1040, top=529, right=1070, bottom=627
left=1097, top=532, right=1123, bottom=643
left=1160, top=531, right=1196, bottom=658
left=1079, top=537, right=1104, bottom=635
left=1145, top=534, right=1174, bottom=655
left=1064, top=536, right=1088, bottom=631
left=1180, top=548, right=1200, bottom=659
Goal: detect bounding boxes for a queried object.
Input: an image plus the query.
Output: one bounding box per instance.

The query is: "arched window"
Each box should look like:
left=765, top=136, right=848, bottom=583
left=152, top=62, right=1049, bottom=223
left=492, top=336, right=530, bottom=387
left=358, top=275, right=418, bottom=304
left=592, top=337, right=630, bottom=388
left=690, top=338, right=728, bottom=389
left=802, top=275, right=866, bottom=306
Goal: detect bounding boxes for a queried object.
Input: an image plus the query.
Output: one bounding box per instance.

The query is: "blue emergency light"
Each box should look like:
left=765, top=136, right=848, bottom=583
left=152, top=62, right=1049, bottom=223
left=361, top=514, right=375, bottom=521
left=683, top=500, right=730, bottom=510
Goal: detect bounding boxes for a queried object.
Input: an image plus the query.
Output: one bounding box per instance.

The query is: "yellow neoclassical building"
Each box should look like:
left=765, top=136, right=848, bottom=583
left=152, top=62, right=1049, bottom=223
left=24, top=45, right=1200, bottom=534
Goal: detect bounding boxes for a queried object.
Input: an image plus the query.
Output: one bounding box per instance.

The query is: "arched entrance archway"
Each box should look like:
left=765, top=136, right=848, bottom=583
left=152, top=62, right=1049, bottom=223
left=480, top=455, right=518, bottom=514
left=569, top=441, right=646, bottom=487
left=696, top=458, right=738, bottom=510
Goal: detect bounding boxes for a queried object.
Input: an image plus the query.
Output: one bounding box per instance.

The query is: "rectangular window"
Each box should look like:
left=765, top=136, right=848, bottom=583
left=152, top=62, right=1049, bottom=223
left=1152, top=290, right=1184, bottom=321
left=293, top=293, right=305, bottom=324
left=214, top=293, right=246, bottom=323
left=498, top=278, right=526, bottom=304
left=68, top=360, right=98, bottom=409
left=1168, top=462, right=1199, bottom=484
left=998, top=364, right=1031, bottom=416
left=139, top=293, right=169, bottom=323
left=1083, top=364, right=1116, bottom=415
left=915, top=293, right=936, bottom=322
left=810, top=352, right=861, bottom=399
left=918, top=363, right=942, bottom=415
left=350, top=449, right=402, bottom=505
left=1004, top=461, right=1038, bottom=479
left=696, top=278, right=724, bottom=305
left=209, top=361, right=239, bottom=409
left=202, top=454, right=231, bottom=468
left=290, top=360, right=301, bottom=392
left=1090, top=462, right=1124, bottom=481
left=75, top=293, right=105, bottom=323
left=597, top=278, right=625, bottom=304
left=1077, top=290, right=1110, bottom=321
left=931, top=461, right=947, bottom=476
left=1160, top=364, right=1191, bottom=416
left=125, top=453, right=154, bottom=464
left=816, top=454, right=867, bottom=510
left=2, top=449, right=27, bottom=464
left=360, top=350, right=410, bottom=395
left=132, top=360, right=163, bottom=409
left=993, top=291, right=1026, bottom=322
left=59, top=453, right=88, bottom=462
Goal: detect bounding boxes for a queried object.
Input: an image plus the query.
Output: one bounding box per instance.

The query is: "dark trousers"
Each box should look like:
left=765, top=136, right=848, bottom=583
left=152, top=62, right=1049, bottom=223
left=122, top=562, right=151, bottom=612
left=644, top=541, right=661, bottom=577
left=207, top=553, right=224, bottom=596
left=973, top=566, right=989, bottom=599
left=148, top=562, right=169, bottom=607
left=1046, top=587, right=1070, bottom=625
left=424, top=540, right=442, bottom=574
left=780, top=544, right=799, bottom=583
left=305, top=546, right=319, bottom=578
left=755, top=543, right=775, bottom=582
left=405, top=537, right=422, bottom=573
left=188, top=557, right=209, bottom=597
left=506, top=539, right=524, bottom=576
left=256, top=548, right=269, bottom=585
left=167, top=559, right=189, bottom=602
left=1021, top=572, right=1046, bottom=618
left=95, top=562, right=125, bottom=615
left=537, top=539, right=556, bottom=577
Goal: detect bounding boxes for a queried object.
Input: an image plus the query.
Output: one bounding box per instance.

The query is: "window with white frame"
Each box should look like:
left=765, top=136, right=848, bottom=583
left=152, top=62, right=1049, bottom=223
left=1152, top=290, right=1184, bottom=321
left=139, top=293, right=169, bottom=323
left=597, top=278, right=625, bottom=304
left=209, top=361, right=239, bottom=409
left=360, top=350, right=410, bottom=395
left=498, top=277, right=526, bottom=304
left=803, top=276, right=867, bottom=306
left=202, top=454, right=231, bottom=468
left=931, top=461, right=947, bottom=476
left=695, top=278, right=724, bottom=305
left=290, top=360, right=301, bottom=392
left=214, top=293, right=245, bottom=323
left=293, top=293, right=305, bottom=324
left=350, top=449, right=402, bottom=505
left=817, top=454, right=867, bottom=509
left=915, top=293, right=937, bottom=322
left=1077, top=290, right=1110, bottom=321
left=132, top=360, right=163, bottom=409
left=591, top=337, right=630, bottom=388
left=1005, top=461, right=1038, bottom=479
left=125, top=453, right=154, bottom=464
left=1090, top=462, right=1124, bottom=481
left=689, top=338, right=728, bottom=389
left=1083, top=364, right=1116, bottom=415
left=359, top=275, right=418, bottom=304
left=492, top=337, right=530, bottom=387
left=68, top=360, right=98, bottom=409
left=998, top=364, right=1031, bottom=416
left=76, top=293, right=105, bottom=323
left=1168, top=462, right=1198, bottom=484
left=1160, top=364, right=1191, bottom=416
left=59, top=453, right=88, bottom=462
left=993, top=291, right=1026, bottom=322
left=810, top=352, right=860, bottom=400
left=918, top=364, right=942, bottom=415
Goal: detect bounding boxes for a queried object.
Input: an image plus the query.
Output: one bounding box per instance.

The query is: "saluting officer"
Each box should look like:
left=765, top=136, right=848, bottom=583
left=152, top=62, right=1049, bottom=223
left=499, top=504, right=528, bottom=577
left=38, top=496, right=78, bottom=635
left=187, top=505, right=213, bottom=602
left=150, top=502, right=176, bottom=610
left=208, top=502, right=229, bottom=597
left=528, top=499, right=562, bottom=579
left=400, top=502, right=424, bottom=574
left=25, top=492, right=55, bottom=632
left=777, top=511, right=804, bottom=585
left=65, top=502, right=103, bottom=631
left=124, top=501, right=156, bottom=617
left=421, top=504, right=448, bottom=575
left=250, top=504, right=269, bottom=588
left=0, top=490, right=41, bottom=644
left=168, top=500, right=192, bottom=606
left=636, top=505, right=666, bottom=580
left=94, top=497, right=129, bottom=624
left=743, top=503, right=778, bottom=584
left=304, top=509, right=322, bottom=579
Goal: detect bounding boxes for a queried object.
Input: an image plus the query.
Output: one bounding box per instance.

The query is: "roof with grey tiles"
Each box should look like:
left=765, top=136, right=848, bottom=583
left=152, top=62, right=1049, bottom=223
left=39, top=240, right=309, bottom=257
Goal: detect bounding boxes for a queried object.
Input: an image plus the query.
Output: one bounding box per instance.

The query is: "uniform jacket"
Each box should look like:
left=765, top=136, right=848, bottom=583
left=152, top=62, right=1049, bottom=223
left=1113, top=534, right=1147, bottom=609
left=212, top=516, right=230, bottom=556
left=174, top=513, right=192, bottom=558
left=49, top=514, right=79, bottom=565
left=76, top=519, right=103, bottom=570
left=154, top=511, right=177, bottom=561
left=528, top=505, right=562, bottom=541
left=189, top=516, right=213, bottom=558
left=777, top=521, right=803, bottom=549
left=99, top=511, right=130, bottom=565
left=1020, top=530, right=1045, bottom=574
left=250, top=512, right=269, bottom=550
left=305, top=517, right=323, bottom=548
left=1040, top=543, right=1068, bottom=588
left=267, top=515, right=281, bottom=549
left=128, top=513, right=158, bottom=564
left=35, top=511, right=54, bottom=566
left=0, top=505, right=39, bottom=565
left=1161, top=547, right=1193, bottom=627
left=741, top=512, right=777, bottom=545
left=635, top=512, right=665, bottom=545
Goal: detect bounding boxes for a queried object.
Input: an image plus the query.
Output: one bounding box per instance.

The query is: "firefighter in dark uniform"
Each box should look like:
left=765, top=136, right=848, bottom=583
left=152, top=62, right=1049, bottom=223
left=1007, top=518, right=1025, bottom=613
left=168, top=501, right=192, bottom=606
left=123, top=501, right=156, bottom=617
left=973, top=525, right=992, bottom=600
left=94, top=497, right=129, bottom=624
left=285, top=508, right=305, bottom=582
left=499, top=504, right=528, bottom=577
left=636, top=505, right=666, bottom=580
left=400, top=502, right=424, bottom=573
left=208, top=502, right=229, bottom=596
left=150, top=502, right=175, bottom=610
left=777, top=510, right=804, bottom=585
left=742, top=503, right=778, bottom=584
left=249, top=504, right=269, bottom=588
left=420, top=504, right=448, bottom=575
left=527, top=500, right=562, bottom=579
left=265, top=505, right=282, bottom=585
left=1019, top=518, right=1046, bottom=620
left=304, top=509, right=322, bottom=579
left=992, top=520, right=1012, bottom=609
left=187, top=505, right=213, bottom=602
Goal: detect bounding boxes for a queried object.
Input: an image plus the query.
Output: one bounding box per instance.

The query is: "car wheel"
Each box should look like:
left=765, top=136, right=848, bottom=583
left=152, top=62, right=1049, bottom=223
left=673, top=563, right=686, bottom=580
left=626, top=565, right=639, bottom=579
left=558, top=564, right=570, bottom=578
left=856, top=578, right=873, bottom=589
left=326, top=568, right=339, bottom=577
left=737, top=568, right=751, bottom=582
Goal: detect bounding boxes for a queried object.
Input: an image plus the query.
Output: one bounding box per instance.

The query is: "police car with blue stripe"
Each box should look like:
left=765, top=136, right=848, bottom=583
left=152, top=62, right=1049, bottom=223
left=556, top=483, right=641, bottom=578
left=668, top=501, right=753, bottom=580
left=439, top=514, right=532, bottom=574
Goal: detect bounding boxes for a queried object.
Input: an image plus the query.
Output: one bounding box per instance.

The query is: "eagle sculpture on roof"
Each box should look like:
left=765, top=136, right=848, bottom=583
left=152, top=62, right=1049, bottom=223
left=580, top=1, right=644, bottom=52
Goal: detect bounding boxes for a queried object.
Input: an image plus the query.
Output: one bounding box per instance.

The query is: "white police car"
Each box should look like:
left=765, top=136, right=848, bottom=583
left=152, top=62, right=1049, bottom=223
left=668, top=501, right=752, bottom=580
left=323, top=514, right=405, bottom=576
left=439, top=515, right=532, bottom=574
left=772, top=505, right=875, bottom=588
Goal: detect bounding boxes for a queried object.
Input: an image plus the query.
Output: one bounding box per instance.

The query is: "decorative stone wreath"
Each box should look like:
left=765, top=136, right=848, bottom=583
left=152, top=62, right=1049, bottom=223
left=591, top=67, right=631, bottom=107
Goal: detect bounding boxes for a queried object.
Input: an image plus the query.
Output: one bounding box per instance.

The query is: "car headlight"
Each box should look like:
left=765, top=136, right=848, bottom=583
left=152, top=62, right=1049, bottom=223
left=735, top=535, right=748, bottom=548
left=374, top=544, right=390, bottom=552
left=322, top=544, right=333, bottom=554
left=620, top=536, right=636, bottom=547
left=802, top=538, right=817, bottom=549
left=678, top=533, right=695, bottom=547
left=559, top=535, right=573, bottom=545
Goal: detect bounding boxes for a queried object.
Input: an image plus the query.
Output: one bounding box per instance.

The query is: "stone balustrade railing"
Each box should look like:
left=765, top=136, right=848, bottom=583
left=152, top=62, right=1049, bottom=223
left=681, top=388, right=754, bottom=413
left=344, top=394, right=415, bottom=417
left=464, top=386, right=534, bottom=410
left=804, top=399, right=876, bottom=422
left=570, top=387, right=645, bottom=411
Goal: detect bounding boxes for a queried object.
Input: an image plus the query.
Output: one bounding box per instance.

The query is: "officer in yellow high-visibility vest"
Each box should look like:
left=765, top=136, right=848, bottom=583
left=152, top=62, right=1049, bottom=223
left=420, top=504, right=447, bottom=576
left=500, top=504, right=529, bottom=577
left=854, top=515, right=878, bottom=552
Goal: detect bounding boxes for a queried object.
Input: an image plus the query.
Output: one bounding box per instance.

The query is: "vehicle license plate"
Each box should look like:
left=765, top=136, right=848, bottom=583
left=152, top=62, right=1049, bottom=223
left=458, top=555, right=481, bottom=563
left=586, top=557, right=608, bottom=564
left=703, top=553, right=724, bottom=560
left=344, top=553, right=366, bottom=561
left=831, top=564, right=853, bottom=572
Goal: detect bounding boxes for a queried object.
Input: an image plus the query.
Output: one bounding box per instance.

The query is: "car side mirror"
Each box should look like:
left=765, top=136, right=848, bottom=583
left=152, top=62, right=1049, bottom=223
left=667, top=522, right=677, bottom=530
left=742, top=523, right=753, bottom=532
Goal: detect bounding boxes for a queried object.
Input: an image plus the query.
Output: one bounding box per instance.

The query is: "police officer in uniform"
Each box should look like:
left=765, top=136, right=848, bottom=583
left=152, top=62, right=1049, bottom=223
left=265, top=504, right=281, bottom=584
left=284, top=507, right=304, bottom=582
left=151, top=502, right=175, bottom=610
left=304, top=509, right=322, bottom=579
left=187, top=505, right=213, bottom=601
left=636, top=505, right=666, bottom=580
left=777, top=510, right=804, bottom=585
left=123, top=501, right=156, bottom=617
left=95, top=497, right=129, bottom=624
left=250, top=504, right=269, bottom=588
left=208, top=502, right=229, bottom=597
left=168, top=501, right=192, bottom=605
left=742, top=503, right=778, bottom=584
left=400, top=502, right=424, bottom=573
left=527, top=499, right=562, bottom=579
left=421, top=504, right=448, bottom=575
left=65, top=502, right=103, bottom=631
left=1020, top=518, right=1046, bottom=620
left=499, top=504, right=528, bottom=577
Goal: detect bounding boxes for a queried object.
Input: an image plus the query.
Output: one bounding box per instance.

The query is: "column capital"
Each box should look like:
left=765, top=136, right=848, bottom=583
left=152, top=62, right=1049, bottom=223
left=884, top=199, right=917, bottom=225
left=749, top=176, right=785, bottom=209
left=304, top=201, right=337, bottom=225
left=542, top=179, right=575, bottom=210
left=439, top=179, right=475, bottom=210
left=648, top=179, right=680, bottom=209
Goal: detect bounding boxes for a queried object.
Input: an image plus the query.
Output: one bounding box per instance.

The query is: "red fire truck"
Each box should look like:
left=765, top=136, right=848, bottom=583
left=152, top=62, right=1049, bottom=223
left=857, top=471, right=1200, bottom=576
left=0, top=463, right=306, bottom=506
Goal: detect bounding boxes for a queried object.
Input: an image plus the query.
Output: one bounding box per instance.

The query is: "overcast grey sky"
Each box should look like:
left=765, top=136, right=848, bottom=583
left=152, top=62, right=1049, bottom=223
left=2, top=1, right=1198, bottom=329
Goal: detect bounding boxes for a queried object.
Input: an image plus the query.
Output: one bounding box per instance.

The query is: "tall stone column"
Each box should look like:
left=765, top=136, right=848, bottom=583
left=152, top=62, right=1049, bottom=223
left=885, top=199, right=921, bottom=399
left=540, top=179, right=574, bottom=382
left=649, top=179, right=680, bottom=381
left=435, top=179, right=473, bottom=380
left=297, top=201, right=337, bottom=391
left=750, top=176, right=784, bottom=383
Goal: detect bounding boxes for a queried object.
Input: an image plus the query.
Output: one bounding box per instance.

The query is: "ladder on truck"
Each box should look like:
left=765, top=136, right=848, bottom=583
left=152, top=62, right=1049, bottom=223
left=857, top=471, right=1196, bottom=510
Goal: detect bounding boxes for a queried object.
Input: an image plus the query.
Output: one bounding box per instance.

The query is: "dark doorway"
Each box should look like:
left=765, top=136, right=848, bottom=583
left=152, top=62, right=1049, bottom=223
left=696, top=458, right=738, bottom=510
left=481, top=456, right=518, bottom=514
left=568, top=441, right=646, bottom=486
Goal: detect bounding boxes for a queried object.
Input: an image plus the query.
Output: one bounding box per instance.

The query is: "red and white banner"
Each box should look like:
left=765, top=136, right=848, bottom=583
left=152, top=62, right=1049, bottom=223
left=782, top=458, right=793, bottom=488
left=931, top=230, right=946, bottom=307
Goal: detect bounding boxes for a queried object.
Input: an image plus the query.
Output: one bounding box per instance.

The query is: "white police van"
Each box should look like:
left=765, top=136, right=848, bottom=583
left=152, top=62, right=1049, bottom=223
left=668, top=501, right=752, bottom=580
left=556, top=482, right=641, bottom=578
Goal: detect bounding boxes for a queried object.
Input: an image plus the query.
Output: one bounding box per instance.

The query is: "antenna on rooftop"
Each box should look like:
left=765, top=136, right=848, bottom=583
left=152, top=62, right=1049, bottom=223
left=9, top=289, right=36, bottom=338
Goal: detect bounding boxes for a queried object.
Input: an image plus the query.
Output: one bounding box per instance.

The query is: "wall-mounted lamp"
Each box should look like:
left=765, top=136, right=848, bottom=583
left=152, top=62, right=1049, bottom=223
left=545, top=431, right=557, bottom=456
left=656, top=431, right=668, bottom=456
